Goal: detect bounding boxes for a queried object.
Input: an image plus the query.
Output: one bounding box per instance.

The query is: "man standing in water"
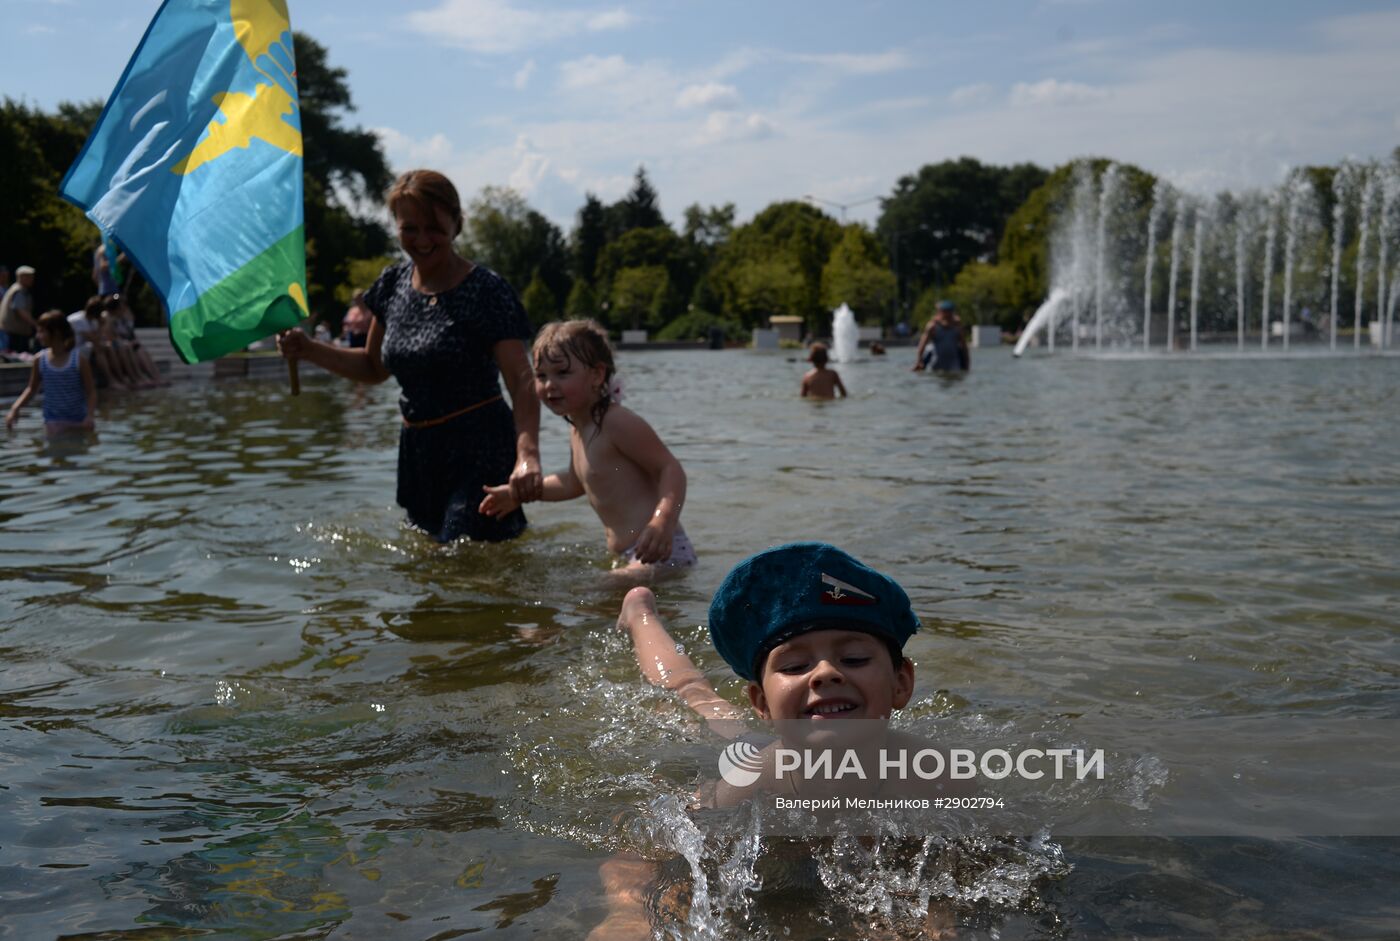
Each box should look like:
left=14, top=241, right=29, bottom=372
left=913, top=300, right=969, bottom=372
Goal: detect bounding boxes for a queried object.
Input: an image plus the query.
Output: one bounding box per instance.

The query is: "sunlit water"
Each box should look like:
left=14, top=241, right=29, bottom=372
left=2, top=348, right=1398, bottom=939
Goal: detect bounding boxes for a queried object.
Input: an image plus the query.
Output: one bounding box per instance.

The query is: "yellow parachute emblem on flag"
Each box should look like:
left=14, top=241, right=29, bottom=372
left=173, top=0, right=302, bottom=176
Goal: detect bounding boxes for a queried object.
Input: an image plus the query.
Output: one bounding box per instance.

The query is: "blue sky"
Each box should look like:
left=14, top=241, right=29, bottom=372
left=6, top=0, right=1400, bottom=229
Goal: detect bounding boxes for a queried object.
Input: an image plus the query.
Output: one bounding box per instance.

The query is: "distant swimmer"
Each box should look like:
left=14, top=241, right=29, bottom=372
left=801, top=342, right=847, bottom=398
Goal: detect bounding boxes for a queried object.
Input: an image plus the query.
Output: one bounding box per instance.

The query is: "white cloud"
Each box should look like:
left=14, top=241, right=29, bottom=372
left=676, top=82, right=740, bottom=110
left=513, top=59, right=536, bottom=90
left=949, top=83, right=995, bottom=107
left=695, top=111, right=776, bottom=145
left=1009, top=79, right=1110, bottom=107
left=373, top=7, right=1400, bottom=231
left=558, top=54, right=632, bottom=90
left=587, top=8, right=634, bottom=31
left=374, top=127, right=456, bottom=168
left=789, top=50, right=913, bottom=74
left=405, top=0, right=633, bottom=54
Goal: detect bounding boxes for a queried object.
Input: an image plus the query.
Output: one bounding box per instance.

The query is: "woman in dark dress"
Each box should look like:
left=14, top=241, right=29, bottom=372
left=278, top=170, right=542, bottom=541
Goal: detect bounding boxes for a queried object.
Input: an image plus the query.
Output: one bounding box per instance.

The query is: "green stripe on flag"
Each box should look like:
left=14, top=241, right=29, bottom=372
left=169, top=225, right=309, bottom=364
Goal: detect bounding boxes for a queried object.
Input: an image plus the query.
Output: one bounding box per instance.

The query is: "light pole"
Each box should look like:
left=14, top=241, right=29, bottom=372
left=803, top=193, right=880, bottom=222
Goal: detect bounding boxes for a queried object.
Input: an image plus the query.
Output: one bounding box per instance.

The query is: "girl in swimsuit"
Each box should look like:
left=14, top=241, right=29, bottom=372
left=479, top=319, right=695, bottom=571
left=6, top=310, right=97, bottom=436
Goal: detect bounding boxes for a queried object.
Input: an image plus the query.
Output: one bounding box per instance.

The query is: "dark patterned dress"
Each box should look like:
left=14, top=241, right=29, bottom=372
left=363, top=262, right=532, bottom=542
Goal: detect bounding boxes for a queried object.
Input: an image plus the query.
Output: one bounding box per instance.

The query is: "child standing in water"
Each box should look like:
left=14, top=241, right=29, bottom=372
left=6, top=310, right=97, bottom=435
left=800, top=342, right=847, bottom=398
left=479, top=319, right=695, bottom=570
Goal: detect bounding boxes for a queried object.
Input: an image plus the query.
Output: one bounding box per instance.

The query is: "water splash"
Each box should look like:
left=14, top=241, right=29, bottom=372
left=1012, top=289, right=1070, bottom=357
left=831, top=303, right=859, bottom=363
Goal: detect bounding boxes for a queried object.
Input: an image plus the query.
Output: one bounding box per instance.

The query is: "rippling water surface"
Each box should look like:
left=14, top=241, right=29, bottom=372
left=1, top=348, right=1397, bottom=939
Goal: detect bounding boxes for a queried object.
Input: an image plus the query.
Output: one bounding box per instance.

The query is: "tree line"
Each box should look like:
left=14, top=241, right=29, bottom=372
left=6, top=32, right=1385, bottom=343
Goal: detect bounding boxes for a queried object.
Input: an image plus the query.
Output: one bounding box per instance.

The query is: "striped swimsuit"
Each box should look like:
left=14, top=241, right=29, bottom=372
left=39, top=349, right=88, bottom=424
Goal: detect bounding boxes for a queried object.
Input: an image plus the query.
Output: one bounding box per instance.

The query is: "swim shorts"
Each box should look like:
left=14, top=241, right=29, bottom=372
left=619, top=525, right=698, bottom=568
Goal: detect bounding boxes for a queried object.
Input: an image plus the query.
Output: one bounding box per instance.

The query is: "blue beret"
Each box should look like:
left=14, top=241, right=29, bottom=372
left=708, top=542, right=919, bottom=681
left=937, top=299, right=955, bottom=311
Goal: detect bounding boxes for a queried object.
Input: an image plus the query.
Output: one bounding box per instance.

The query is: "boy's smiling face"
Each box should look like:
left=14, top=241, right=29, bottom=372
left=747, top=627, right=914, bottom=724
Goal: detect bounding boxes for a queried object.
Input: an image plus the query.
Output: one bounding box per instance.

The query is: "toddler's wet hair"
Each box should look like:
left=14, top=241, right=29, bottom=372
left=533, top=319, right=616, bottom=431
left=808, top=342, right=829, bottom=367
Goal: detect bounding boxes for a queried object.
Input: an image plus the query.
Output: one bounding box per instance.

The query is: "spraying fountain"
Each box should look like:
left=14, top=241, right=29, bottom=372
left=1015, top=157, right=1400, bottom=357
left=831, top=303, right=858, bottom=363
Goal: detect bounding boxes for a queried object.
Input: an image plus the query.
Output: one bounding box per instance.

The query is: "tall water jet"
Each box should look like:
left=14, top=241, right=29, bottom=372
left=1144, top=179, right=1170, bottom=352
left=1281, top=176, right=1305, bottom=351
left=1235, top=205, right=1250, bottom=351
left=1385, top=168, right=1400, bottom=348
left=1260, top=194, right=1279, bottom=349
left=1189, top=206, right=1207, bottom=351
left=1166, top=197, right=1184, bottom=351
left=831, top=303, right=858, bottom=363
left=1095, top=164, right=1121, bottom=350
left=1378, top=169, right=1395, bottom=347
left=1355, top=172, right=1376, bottom=350
left=1329, top=164, right=1355, bottom=351
left=1067, top=163, right=1097, bottom=352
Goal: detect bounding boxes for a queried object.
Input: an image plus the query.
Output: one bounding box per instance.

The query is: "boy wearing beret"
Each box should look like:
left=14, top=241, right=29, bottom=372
left=618, top=542, right=963, bottom=805
left=594, top=543, right=960, bottom=940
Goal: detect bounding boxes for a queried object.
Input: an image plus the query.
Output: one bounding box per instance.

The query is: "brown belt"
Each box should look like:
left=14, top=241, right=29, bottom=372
left=402, top=394, right=503, bottom=429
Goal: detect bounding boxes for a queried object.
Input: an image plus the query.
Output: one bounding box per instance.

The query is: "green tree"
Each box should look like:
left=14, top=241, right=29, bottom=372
left=594, top=226, right=686, bottom=304
left=710, top=200, right=841, bottom=327
left=656, top=308, right=743, bottom=342
left=717, top=256, right=808, bottom=327
left=564, top=279, right=598, bottom=320
left=945, top=261, right=1018, bottom=329
left=460, top=185, right=570, bottom=303
left=689, top=274, right=720, bottom=315
left=0, top=99, right=109, bottom=314
left=293, top=32, right=394, bottom=320
left=682, top=202, right=735, bottom=251
left=877, top=157, right=1047, bottom=303
left=610, top=265, right=669, bottom=330
left=337, top=255, right=398, bottom=305
left=570, top=192, right=608, bottom=283
left=819, top=226, right=896, bottom=324
left=648, top=269, right=684, bottom=326
left=678, top=201, right=734, bottom=312
left=606, top=166, right=666, bottom=238
left=520, top=268, right=558, bottom=323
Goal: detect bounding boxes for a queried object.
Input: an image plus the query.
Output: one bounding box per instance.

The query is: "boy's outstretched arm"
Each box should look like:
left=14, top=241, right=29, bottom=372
left=618, top=587, right=746, bottom=739
left=835, top=372, right=848, bottom=398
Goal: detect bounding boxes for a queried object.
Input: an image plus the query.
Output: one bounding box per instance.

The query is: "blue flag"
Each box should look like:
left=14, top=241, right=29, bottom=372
left=60, top=0, right=308, bottom=364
